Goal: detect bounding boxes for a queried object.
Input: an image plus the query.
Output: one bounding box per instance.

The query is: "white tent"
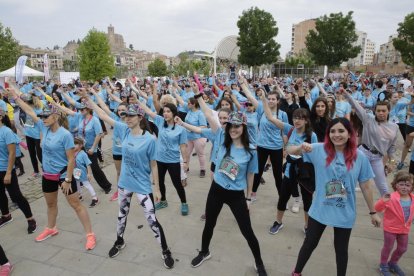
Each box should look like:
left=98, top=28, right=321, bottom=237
left=0, top=65, right=45, bottom=77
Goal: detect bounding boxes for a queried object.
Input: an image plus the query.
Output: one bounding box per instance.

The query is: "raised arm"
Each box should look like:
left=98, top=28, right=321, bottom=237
left=171, top=89, right=185, bottom=106
left=342, top=88, right=368, bottom=123
left=193, top=83, right=220, bottom=132
left=239, top=76, right=259, bottom=109
left=174, top=116, right=202, bottom=134
left=7, top=86, right=40, bottom=123
left=45, top=91, right=76, bottom=116
left=61, top=90, right=78, bottom=107
left=230, top=93, right=241, bottom=111
left=135, top=93, right=157, bottom=119
left=316, top=80, right=328, bottom=97
left=90, top=89, right=112, bottom=116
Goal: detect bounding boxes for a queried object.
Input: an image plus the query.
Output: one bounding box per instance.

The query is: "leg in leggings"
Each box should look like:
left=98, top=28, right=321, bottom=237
left=0, top=245, right=8, bottom=266
left=157, top=161, right=168, bottom=201
left=15, top=157, right=24, bottom=173
left=34, top=138, right=42, bottom=164
left=201, top=183, right=225, bottom=252
left=333, top=226, right=352, bottom=276
left=389, top=233, right=408, bottom=264
left=398, top=123, right=406, bottom=142
left=227, top=190, right=263, bottom=266
left=136, top=193, right=168, bottom=251
left=269, top=149, right=284, bottom=195
left=252, top=146, right=270, bottom=193
left=77, top=180, right=97, bottom=198
left=294, top=217, right=327, bottom=274
left=299, top=185, right=313, bottom=213
left=116, top=188, right=133, bottom=239
left=0, top=170, right=33, bottom=219
left=97, top=140, right=104, bottom=163
left=88, top=152, right=112, bottom=192
left=166, top=163, right=186, bottom=203
left=26, top=136, right=40, bottom=173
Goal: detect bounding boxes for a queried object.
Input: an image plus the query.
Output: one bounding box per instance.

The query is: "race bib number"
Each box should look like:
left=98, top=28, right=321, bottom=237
left=73, top=168, right=82, bottom=180
left=325, top=179, right=347, bottom=199
left=218, top=157, right=240, bottom=181
left=24, top=116, right=35, bottom=128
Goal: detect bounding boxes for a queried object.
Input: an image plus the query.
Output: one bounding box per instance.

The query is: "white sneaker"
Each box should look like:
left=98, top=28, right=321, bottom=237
left=291, top=200, right=300, bottom=213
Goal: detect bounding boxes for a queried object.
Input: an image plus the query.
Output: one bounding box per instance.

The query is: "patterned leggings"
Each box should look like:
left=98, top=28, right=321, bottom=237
left=117, top=187, right=168, bottom=251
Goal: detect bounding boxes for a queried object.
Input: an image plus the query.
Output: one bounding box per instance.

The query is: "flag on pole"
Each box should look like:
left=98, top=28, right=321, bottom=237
left=15, top=55, right=28, bottom=84
left=43, top=54, right=50, bottom=81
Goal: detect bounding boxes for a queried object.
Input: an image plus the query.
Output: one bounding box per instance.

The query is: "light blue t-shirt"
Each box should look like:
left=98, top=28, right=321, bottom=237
left=256, top=102, right=289, bottom=150
left=213, top=144, right=258, bottom=190
left=154, top=115, right=187, bottom=163
left=335, top=101, right=352, bottom=118
left=40, top=122, right=75, bottom=178
left=0, top=100, right=7, bottom=113
left=201, top=127, right=224, bottom=163
left=178, top=90, right=194, bottom=112
left=185, top=109, right=207, bottom=140
left=360, top=95, right=375, bottom=112
left=284, top=124, right=318, bottom=178
left=109, top=91, right=120, bottom=110
left=310, top=86, right=320, bottom=103
left=0, top=126, right=17, bottom=171
left=116, top=122, right=157, bottom=194
left=75, top=150, right=91, bottom=182
left=408, top=104, right=414, bottom=127
left=303, top=143, right=374, bottom=228
left=110, top=113, right=126, bottom=156
left=350, top=91, right=363, bottom=101
left=68, top=112, right=82, bottom=136
left=246, top=111, right=258, bottom=147
left=77, top=115, right=102, bottom=152
left=389, top=98, right=408, bottom=124
left=24, top=107, right=43, bottom=139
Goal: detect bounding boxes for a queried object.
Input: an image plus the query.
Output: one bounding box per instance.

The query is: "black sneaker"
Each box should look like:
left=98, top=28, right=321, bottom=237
left=191, top=250, right=211, bottom=268
left=104, top=188, right=112, bottom=194
left=199, top=170, right=206, bottom=178
left=89, top=198, right=99, bottom=208
left=162, top=249, right=174, bottom=269
left=264, top=164, right=271, bottom=172
left=27, top=219, right=37, bottom=234
left=260, top=177, right=266, bottom=184
left=0, top=214, right=13, bottom=228
left=254, top=263, right=268, bottom=276
left=108, top=238, right=126, bottom=258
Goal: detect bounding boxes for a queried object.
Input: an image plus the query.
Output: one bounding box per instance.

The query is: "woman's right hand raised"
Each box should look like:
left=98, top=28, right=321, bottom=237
left=174, top=116, right=183, bottom=125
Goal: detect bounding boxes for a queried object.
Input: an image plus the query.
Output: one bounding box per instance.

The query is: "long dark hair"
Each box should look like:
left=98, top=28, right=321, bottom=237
left=310, top=97, right=330, bottom=122
left=1, top=114, right=12, bottom=129
left=163, top=103, right=178, bottom=130
left=140, top=116, right=152, bottom=134
left=215, top=98, right=234, bottom=111
left=223, top=123, right=252, bottom=159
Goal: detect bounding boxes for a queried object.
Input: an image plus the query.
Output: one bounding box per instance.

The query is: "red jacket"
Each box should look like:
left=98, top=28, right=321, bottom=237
left=375, top=192, right=414, bottom=234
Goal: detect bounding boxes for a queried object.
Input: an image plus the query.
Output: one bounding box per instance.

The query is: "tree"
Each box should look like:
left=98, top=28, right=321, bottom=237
left=0, top=22, right=21, bottom=71
left=306, top=11, right=360, bottom=67
left=237, top=7, right=280, bottom=69
left=77, top=29, right=115, bottom=80
left=147, top=58, right=168, bottom=76
left=285, top=50, right=315, bottom=67
left=63, top=60, right=79, bottom=72
left=393, top=13, right=414, bottom=67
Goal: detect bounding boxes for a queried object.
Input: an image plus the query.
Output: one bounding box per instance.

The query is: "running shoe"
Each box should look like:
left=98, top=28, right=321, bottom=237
left=0, top=215, right=13, bottom=228
left=35, top=227, right=59, bottom=242
left=162, top=249, right=174, bottom=269
left=19, top=141, right=28, bottom=150
left=379, top=264, right=392, bottom=276
left=269, top=221, right=284, bottom=235
left=104, top=188, right=112, bottom=194
left=200, top=213, right=206, bottom=221
left=17, top=169, right=25, bottom=177
left=254, top=263, right=268, bottom=276
left=191, top=251, right=211, bottom=268
left=291, top=200, right=300, bottom=213
left=28, top=172, right=40, bottom=180
left=27, top=219, right=37, bottom=234
left=396, top=162, right=404, bottom=170
left=181, top=203, right=189, bottom=216
left=85, top=233, right=96, bottom=250
left=264, top=164, right=271, bottom=172
left=110, top=191, right=118, bottom=201
left=155, top=201, right=168, bottom=210
left=388, top=263, right=405, bottom=276
left=0, top=263, right=13, bottom=276
left=181, top=179, right=187, bottom=187
left=291, top=272, right=302, bottom=276
left=199, top=170, right=206, bottom=178
left=89, top=198, right=99, bottom=208
left=108, top=237, right=126, bottom=258
left=260, top=177, right=266, bottom=184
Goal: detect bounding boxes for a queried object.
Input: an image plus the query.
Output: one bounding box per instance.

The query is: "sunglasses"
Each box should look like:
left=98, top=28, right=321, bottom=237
left=37, top=114, right=51, bottom=119
left=245, top=103, right=253, bottom=107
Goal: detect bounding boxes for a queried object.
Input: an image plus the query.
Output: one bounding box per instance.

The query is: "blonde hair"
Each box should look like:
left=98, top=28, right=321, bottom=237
left=32, top=96, right=43, bottom=109
left=160, top=94, right=177, bottom=107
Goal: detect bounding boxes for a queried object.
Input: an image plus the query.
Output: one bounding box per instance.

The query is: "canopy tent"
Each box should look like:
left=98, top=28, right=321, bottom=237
left=0, top=65, right=45, bottom=77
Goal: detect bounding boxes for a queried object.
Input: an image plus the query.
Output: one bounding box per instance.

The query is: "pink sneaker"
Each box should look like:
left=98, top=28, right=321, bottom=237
left=110, top=191, right=118, bottom=201
left=19, top=141, right=28, bottom=150
left=0, top=263, right=13, bottom=276
left=35, top=227, right=59, bottom=242
left=85, top=233, right=96, bottom=250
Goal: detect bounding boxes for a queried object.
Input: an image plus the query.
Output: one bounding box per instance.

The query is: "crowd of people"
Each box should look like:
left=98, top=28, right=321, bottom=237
left=0, top=70, right=413, bottom=276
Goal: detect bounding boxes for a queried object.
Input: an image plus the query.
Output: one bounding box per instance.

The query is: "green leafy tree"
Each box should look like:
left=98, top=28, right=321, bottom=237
left=285, top=50, right=315, bottom=67
left=148, top=58, right=168, bottom=76
left=0, top=22, right=21, bottom=71
left=237, top=7, right=280, bottom=69
left=306, top=11, right=360, bottom=67
left=78, top=29, right=115, bottom=80
left=393, top=13, right=414, bottom=66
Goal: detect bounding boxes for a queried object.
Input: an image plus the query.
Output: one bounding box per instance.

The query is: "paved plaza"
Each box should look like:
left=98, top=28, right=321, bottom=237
left=2, top=129, right=414, bottom=276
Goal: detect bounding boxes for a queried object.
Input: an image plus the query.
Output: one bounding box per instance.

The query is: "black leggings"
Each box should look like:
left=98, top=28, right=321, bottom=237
left=26, top=136, right=42, bottom=173
left=277, top=175, right=313, bottom=212
left=0, top=170, right=33, bottom=218
left=157, top=161, right=186, bottom=203
left=0, top=245, right=8, bottom=266
left=201, top=181, right=263, bottom=266
left=15, top=156, right=24, bottom=173
left=398, top=123, right=406, bottom=142
left=294, top=217, right=352, bottom=276
left=253, top=147, right=283, bottom=195
left=88, top=152, right=112, bottom=192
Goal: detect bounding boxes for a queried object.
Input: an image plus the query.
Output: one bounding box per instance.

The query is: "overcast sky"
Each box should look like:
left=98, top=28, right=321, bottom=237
left=0, top=0, right=409, bottom=57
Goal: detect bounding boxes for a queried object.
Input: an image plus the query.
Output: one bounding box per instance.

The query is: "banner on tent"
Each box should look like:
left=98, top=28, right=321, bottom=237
left=43, top=54, right=50, bottom=81
left=15, top=56, right=28, bottom=84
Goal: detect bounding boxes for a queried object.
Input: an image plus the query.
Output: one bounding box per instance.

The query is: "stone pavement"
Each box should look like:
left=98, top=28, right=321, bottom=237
left=2, top=130, right=414, bottom=276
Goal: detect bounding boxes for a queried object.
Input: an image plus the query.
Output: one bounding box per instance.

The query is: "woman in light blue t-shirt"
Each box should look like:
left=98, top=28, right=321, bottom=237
left=288, top=118, right=381, bottom=276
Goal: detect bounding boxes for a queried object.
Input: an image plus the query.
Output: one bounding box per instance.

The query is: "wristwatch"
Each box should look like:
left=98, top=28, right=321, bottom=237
left=64, top=178, right=71, bottom=183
